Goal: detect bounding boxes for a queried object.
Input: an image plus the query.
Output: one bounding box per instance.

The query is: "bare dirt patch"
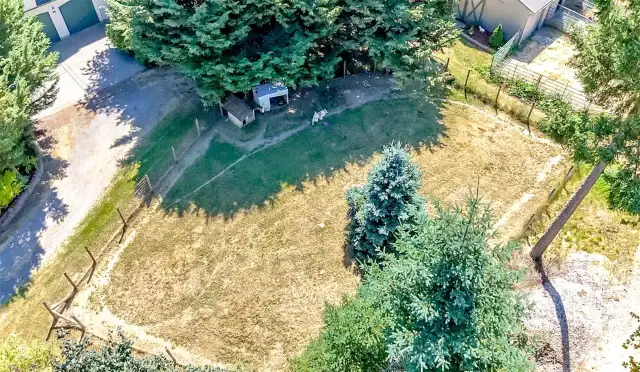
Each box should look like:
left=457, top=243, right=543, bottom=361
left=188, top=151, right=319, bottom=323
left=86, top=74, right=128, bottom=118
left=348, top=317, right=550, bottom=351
left=98, top=100, right=566, bottom=371
left=512, top=27, right=583, bottom=91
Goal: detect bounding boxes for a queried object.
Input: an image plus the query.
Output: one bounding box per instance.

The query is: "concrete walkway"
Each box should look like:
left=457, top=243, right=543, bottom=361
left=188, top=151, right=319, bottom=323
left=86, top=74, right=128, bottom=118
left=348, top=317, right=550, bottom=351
left=38, top=23, right=145, bottom=118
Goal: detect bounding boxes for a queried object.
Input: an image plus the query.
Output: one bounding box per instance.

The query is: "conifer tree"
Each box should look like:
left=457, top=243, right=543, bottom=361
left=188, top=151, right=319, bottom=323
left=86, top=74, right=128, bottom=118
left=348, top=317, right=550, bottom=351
left=347, top=143, right=423, bottom=261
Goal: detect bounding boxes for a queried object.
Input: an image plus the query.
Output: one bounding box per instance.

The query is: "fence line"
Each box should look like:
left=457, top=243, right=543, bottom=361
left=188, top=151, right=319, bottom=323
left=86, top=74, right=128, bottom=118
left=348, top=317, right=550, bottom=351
left=490, top=30, right=521, bottom=69
left=491, top=58, right=605, bottom=113
left=546, top=5, right=593, bottom=32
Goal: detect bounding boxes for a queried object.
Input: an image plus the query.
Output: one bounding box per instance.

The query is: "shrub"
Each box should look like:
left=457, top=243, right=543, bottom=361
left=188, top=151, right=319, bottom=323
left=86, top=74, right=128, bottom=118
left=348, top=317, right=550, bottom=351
left=291, top=296, right=388, bottom=372
left=604, top=168, right=640, bottom=215
left=0, top=170, right=26, bottom=210
left=508, top=80, right=541, bottom=103
left=0, top=335, right=54, bottom=371
left=54, top=333, right=225, bottom=371
left=538, top=98, right=586, bottom=144
left=346, top=143, right=424, bottom=262
left=489, top=24, right=505, bottom=48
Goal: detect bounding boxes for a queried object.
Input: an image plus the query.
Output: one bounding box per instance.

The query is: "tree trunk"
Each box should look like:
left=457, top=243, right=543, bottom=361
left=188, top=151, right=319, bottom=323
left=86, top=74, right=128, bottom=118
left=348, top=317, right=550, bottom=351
left=530, top=161, right=608, bottom=260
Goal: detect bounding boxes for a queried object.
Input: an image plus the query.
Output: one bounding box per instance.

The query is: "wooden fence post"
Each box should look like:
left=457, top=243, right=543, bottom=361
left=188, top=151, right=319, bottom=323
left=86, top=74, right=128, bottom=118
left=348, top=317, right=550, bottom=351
left=494, top=84, right=502, bottom=113
left=85, top=247, right=97, bottom=283
left=343, top=60, right=347, bottom=79
left=445, top=57, right=450, bottom=71
left=527, top=100, right=536, bottom=134
left=464, top=69, right=471, bottom=99
left=166, top=348, right=178, bottom=366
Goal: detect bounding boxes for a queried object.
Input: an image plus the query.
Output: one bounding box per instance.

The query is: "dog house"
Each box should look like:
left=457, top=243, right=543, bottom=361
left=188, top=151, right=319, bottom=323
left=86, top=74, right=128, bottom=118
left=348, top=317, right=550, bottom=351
left=222, top=95, right=256, bottom=128
left=253, top=83, right=289, bottom=113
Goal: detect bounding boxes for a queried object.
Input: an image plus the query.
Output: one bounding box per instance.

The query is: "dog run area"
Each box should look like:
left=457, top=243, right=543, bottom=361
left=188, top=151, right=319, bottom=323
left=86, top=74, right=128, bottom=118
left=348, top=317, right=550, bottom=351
left=1, top=74, right=569, bottom=371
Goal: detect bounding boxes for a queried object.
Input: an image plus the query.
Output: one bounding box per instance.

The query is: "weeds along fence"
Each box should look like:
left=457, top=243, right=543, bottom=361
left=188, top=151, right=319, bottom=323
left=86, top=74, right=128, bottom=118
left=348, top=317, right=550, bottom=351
left=490, top=58, right=600, bottom=112
left=433, top=53, right=547, bottom=126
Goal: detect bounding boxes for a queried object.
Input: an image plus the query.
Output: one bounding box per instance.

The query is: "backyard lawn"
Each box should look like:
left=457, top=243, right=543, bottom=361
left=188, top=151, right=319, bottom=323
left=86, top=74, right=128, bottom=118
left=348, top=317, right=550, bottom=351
left=0, top=74, right=569, bottom=371
left=100, top=88, right=566, bottom=370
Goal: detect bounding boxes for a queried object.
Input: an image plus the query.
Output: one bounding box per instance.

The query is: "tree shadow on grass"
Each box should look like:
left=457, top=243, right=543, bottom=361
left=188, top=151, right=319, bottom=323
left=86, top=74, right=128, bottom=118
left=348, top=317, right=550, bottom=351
left=535, top=258, right=571, bottom=372
left=162, top=94, right=448, bottom=219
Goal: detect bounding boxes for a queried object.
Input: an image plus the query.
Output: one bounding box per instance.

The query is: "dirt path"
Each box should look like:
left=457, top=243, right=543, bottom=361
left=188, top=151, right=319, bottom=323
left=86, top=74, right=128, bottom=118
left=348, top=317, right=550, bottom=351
left=69, top=224, right=225, bottom=367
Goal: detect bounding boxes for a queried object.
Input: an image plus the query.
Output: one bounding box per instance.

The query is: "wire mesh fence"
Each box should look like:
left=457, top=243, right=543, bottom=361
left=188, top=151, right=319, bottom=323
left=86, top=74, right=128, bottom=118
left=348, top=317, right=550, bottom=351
left=546, top=5, right=593, bottom=32
left=491, top=58, right=604, bottom=113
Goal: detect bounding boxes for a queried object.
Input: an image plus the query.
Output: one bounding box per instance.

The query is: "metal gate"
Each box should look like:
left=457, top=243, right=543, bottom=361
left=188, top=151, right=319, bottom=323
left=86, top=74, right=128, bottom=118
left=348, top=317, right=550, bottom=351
left=59, top=0, right=100, bottom=35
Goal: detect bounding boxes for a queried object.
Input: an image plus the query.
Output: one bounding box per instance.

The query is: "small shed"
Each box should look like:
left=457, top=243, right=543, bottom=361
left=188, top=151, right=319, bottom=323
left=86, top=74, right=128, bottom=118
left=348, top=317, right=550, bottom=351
left=458, top=0, right=556, bottom=41
left=253, top=83, right=289, bottom=113
left=223, top=95, right=256, bottom=128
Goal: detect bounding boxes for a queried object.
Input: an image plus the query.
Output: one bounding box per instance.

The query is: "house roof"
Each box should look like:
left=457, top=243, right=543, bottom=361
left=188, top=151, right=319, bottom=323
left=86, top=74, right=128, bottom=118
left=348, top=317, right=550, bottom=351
left=223, top=95, right=253, bottom=119
left=253, top=83, right=288, bottom=98
left=519, top=0, right=555, bottom=14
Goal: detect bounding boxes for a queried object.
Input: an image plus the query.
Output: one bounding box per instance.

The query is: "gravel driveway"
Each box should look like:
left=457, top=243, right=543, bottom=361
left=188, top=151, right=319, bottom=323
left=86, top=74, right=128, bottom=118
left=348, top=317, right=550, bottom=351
left=0, top=25, right=194, bottom=303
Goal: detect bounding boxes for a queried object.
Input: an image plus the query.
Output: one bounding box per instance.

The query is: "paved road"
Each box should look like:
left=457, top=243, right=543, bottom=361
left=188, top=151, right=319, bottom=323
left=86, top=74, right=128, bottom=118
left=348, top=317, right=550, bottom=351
left=0, top=24, right=192, bottom=303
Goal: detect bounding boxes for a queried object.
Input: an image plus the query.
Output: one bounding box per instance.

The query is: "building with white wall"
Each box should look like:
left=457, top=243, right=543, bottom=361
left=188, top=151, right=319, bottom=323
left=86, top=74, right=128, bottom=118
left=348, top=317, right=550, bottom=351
left=24, top=0, right=108, bottom=42
left=458, top=0, right=557, bottom=41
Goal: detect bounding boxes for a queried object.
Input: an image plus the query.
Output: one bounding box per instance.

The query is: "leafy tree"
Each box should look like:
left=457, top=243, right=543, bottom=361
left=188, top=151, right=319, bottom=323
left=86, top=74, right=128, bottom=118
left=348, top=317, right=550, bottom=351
left=346, top=143, right=424, bottom=262
left=531, top=0, right=640, bottom=258
left=0, top=0, right=57, bottom=186
left=53, top=333, right=225, bottom=371
left=488, top=24, right=505, bottom=48
left=571, top=0, right=640, bottom=115
left=624, top=313, right=640, bottom=371
left=291, top=296, right=388, bottom=372
left=0, top=169, right=25, bottom=210
left=364, top=198, right=531, bottom=371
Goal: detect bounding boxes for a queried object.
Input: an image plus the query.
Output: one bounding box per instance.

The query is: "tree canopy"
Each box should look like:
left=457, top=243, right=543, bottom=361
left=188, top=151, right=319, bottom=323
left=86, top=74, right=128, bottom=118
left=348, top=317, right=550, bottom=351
left=107, top=0, right=458, bottom=105
left=298, top=198, right=532, bottom=371
left=571, top=0, right=640, bottom=115
left=0, top=0, right=58, bottom=209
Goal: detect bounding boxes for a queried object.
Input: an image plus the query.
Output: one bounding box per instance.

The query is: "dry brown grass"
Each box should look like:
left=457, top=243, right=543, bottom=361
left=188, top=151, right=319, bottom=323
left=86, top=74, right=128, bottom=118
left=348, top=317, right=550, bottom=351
left=99, top=102, right=567, bottom=371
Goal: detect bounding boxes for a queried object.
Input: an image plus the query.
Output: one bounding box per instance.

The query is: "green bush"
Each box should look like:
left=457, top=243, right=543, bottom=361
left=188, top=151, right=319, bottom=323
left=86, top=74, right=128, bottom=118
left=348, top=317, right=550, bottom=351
left=0, top=335, right=54, bottom=372
left=0, top=169, right=26, bottom=210
left=54, top=333, right=225, bottom=371
left=604, top=168, right=640, bottom=214
left=291, top=296, right=388, bottom=372
left=346, top=143, right=424, bottom=262
left=538, top=98, right=586, bottom=144
left=489, top=24, right=505, bottom=48
left=507, top=80, right=541, bottom=103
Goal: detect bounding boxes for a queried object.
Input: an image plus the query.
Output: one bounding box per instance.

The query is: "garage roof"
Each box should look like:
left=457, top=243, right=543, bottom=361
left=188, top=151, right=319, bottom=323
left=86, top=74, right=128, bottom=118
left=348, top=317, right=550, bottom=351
left=253, top=83, right=288, bottom=98
left=520, top=0, right=555, bottom=14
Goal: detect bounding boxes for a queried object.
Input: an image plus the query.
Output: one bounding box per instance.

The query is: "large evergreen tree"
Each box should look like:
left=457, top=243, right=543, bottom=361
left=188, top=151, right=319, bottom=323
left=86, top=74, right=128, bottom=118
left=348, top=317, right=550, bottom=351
left=347, top=143, right=424, bottom=262
left=298, top=198, right=532, bottom=371
left=337, top=0, right=458, bottom=81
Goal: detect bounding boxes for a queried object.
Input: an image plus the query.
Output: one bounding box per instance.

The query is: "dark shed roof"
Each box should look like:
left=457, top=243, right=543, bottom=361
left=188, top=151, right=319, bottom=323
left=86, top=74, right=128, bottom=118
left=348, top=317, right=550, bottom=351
left=223, top=95, right=253, bottom=119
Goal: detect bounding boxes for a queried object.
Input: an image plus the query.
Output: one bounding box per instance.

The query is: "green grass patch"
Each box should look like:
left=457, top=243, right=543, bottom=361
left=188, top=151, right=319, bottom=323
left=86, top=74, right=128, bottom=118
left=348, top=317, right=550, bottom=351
left=167, top=97, right=445, bottom=216
left=535, top=164, right=640, bottom=275
left=165, top=138, right=246, bottom=203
